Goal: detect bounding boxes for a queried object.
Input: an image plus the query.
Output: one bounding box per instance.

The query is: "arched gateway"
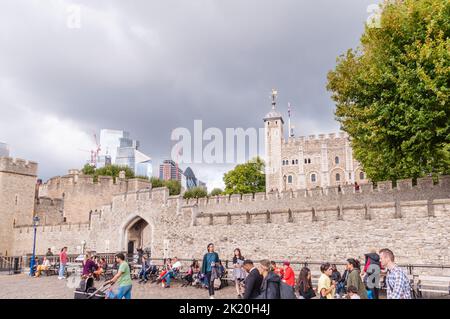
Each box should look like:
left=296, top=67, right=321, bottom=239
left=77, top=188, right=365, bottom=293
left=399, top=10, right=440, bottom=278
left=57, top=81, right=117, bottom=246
left=119, top=213, right=154, bottom=257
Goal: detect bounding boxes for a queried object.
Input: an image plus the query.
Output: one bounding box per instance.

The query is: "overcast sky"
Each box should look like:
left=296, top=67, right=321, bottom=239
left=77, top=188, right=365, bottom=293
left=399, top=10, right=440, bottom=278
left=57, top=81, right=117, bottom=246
left=0, top=0, right=381, bottom=190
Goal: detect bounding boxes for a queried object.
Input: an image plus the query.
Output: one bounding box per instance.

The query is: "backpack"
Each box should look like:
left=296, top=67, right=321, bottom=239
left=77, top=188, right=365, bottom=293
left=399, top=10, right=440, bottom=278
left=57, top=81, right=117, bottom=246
left=280, top=281, right=296, bottom=299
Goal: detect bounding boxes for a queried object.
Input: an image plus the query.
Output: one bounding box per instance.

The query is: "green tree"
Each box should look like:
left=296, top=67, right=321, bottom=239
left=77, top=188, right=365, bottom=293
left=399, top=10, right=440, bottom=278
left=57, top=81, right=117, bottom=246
left=149, top=177, right=164, bottom=188
left=223, top=157, right=265, bottom=194
left=183, top=187, right=208, bottom=199
left=81, top=164, right=134, bottom=182
left=327, top=0, right=450, bottom=181
left=164, top=179, right=181, bottom=196
left=210, top=188, right=223, bottom=196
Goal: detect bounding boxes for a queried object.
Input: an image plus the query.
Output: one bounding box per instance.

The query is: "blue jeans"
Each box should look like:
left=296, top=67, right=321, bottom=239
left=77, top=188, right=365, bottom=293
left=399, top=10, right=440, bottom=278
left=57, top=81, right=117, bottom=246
left=59, top=264, right=66, bottom=278
left=161, top=270, right=176, bottom=286
left=109, top=285, right=132, bottom=299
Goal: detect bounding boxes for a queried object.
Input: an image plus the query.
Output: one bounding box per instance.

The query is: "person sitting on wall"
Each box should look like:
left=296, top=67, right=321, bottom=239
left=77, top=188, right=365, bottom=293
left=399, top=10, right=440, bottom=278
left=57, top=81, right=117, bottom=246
left=34, top=257, right=51, bottom=277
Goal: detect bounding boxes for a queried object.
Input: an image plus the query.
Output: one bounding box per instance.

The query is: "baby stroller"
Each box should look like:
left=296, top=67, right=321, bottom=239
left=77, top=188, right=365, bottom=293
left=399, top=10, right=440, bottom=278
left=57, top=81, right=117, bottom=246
left=74, top=277, right=112, bottom=299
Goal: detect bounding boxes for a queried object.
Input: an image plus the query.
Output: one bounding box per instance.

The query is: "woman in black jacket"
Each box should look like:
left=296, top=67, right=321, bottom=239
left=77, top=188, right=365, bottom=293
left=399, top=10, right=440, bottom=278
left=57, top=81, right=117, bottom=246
left=297, top=267, right=316, bottom=299
left=257, top=260, right=281, bottom=299
left=201, top=243, right=220, bottom=299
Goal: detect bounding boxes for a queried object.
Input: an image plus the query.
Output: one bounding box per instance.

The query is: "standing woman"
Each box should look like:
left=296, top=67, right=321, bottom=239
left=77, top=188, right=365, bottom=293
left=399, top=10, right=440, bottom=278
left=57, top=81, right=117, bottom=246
left=201, top=243, right=220, bottom=299
left=232, top=248, right=246, bottom=298
left=297, top=267, right=316, bottom=299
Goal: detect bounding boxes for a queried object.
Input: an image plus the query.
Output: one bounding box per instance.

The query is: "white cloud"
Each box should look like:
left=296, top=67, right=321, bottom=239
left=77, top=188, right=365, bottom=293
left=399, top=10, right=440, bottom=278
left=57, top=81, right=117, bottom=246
left=0, top=78, right=95, bottom=179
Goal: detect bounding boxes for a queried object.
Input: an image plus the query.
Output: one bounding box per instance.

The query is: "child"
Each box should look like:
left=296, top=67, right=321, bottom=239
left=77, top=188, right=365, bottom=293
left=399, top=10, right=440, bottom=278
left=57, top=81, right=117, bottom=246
left=347, top=286, right=361, bottom=299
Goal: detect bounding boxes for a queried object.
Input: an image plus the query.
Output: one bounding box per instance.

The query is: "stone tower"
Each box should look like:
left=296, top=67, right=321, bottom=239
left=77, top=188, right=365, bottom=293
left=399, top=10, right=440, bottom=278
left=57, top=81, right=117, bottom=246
left=0, top=157, right=38, bottom=256
left=264, top=89, right=284, bottom=193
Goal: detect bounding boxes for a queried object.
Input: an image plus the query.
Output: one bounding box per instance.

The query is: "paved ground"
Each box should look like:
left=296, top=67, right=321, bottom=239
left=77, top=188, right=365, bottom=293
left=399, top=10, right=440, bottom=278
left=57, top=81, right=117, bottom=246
left=0, top=274, right=238, bottom=299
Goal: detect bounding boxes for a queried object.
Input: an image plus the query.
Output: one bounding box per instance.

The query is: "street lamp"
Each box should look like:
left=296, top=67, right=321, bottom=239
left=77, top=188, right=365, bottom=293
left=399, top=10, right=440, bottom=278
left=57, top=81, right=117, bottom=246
left=81, top=240, right=86, bottom=255
left=29, top=216, right=40, bottom=276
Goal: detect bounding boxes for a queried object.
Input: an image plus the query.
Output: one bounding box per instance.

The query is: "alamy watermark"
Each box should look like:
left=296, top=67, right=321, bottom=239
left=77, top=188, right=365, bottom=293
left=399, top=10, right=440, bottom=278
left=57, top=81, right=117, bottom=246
left=171, top=120, right=266, bottom=165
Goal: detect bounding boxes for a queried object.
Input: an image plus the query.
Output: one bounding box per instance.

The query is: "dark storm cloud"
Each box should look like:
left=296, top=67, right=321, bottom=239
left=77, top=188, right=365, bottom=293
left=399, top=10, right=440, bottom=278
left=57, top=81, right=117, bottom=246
left=0, top=0, right=381, bottom=187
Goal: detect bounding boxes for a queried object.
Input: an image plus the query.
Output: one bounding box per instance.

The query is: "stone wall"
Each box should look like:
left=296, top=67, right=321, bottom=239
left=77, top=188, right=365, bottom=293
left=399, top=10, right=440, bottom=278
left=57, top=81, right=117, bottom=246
left=10, top=176, right=450, bottom=276
left=0, top=157, right=37, bottom=255
left=38, top=171, right=152, bottom=224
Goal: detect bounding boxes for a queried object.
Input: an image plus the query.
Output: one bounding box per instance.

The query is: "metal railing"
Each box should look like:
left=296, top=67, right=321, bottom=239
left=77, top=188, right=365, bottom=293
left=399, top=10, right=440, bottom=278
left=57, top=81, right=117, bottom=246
left=3, top=254, right=450, bottom=278
left=0, top=256, right=23, bottom=275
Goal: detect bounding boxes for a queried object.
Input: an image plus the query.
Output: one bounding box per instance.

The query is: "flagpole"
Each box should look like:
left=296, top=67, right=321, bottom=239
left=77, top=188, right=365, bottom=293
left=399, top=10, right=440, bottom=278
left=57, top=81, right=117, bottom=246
left=288, top=102, right=291, bottom=138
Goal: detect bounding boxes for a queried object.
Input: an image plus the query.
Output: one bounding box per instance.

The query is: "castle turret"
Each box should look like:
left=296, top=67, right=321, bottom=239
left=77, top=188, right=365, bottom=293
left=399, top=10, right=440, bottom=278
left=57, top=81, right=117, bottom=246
left=264, top=89, right=284, bottom=193
left=0, top=157, right=38, bottom=255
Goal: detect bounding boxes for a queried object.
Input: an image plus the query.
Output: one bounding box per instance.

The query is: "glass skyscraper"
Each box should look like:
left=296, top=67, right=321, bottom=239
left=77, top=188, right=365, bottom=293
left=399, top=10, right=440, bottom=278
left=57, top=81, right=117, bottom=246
left=0, top=142, right=10, bottom=157
left=97, top=129, right=153, bottom=178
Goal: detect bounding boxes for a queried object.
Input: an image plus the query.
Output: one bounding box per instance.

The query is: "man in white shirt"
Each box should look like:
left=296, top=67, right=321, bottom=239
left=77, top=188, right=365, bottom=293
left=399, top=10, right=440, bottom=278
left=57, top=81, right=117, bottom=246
left=159, top=257, right=182, bottom=288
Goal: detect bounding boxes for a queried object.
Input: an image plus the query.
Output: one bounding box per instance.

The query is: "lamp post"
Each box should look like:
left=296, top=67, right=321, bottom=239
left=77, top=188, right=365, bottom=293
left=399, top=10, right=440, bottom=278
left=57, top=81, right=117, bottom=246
left=81, top=240, right=86, bottom=255
left=29, top=216, right=40, bottom=276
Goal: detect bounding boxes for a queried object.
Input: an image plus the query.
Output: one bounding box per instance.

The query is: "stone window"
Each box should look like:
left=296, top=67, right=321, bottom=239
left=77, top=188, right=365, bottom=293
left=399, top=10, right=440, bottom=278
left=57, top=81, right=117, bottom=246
left=15, top=195, right=18, bottom=205
left=336, top=173, right=340, bottom=182
left=295, top=159, right=298, bottom=165
left=292, top=160, right=295, bottom=165
left=304, top=159, right=307, bottom=164
left=308, top=158, right=311, bottom=164
left=311, top=173, right=316, bottom=182
left=360, top=172, right=365, bottom=180
left=335, top=156, right=339, bottom=164
left=349, top=173, right=352, bottom=179
left=288, top=175, right=293, bottom=183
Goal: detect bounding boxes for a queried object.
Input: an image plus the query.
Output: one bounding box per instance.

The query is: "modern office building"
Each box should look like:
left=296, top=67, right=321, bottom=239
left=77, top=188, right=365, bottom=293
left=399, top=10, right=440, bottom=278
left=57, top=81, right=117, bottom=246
left=159, top=160, right=183, bottom=182
left=0, top=142, right=10, bottom=157
left=183, top=167, right=206, bottom=190
left=98, top=129, right=125, bottom=164
left=98, top=129, right=153, bottom=178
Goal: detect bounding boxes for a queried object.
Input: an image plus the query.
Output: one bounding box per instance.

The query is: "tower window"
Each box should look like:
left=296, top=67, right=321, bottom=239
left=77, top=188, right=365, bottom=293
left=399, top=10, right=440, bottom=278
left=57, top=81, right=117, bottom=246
left=336, top=173, right=340, bottom=182
left=335, top=156, right=339, bottom=164
left=15, top=195, right=18, bottom=205
left=311, top=174, right=316, bottom=182
left=308, top=159, right=311, bottom=164
left=288, top=175, right=293, bottom=183
left=360, top=172, right=365, bottom=180
left=295, top=159, right=298, bottom=165
left=304, top=159, right=307, bottom=164
left=292, top=160, right=295, bottom=165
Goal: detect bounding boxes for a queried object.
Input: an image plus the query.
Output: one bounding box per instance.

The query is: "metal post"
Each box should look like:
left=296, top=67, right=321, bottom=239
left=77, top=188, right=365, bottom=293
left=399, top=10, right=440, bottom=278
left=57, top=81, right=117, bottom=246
left=29, top=216, right=39, bottom=276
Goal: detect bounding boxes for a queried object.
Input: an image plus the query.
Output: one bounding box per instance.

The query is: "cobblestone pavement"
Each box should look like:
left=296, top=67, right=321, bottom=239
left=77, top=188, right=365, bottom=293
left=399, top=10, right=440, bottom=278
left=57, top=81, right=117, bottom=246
left=0, top=274, right=238, bottom=299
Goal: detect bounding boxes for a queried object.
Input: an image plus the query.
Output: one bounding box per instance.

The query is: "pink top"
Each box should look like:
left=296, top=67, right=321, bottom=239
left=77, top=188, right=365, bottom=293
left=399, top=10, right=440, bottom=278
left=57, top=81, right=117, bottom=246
left=60, top=251, right=68, bottom=264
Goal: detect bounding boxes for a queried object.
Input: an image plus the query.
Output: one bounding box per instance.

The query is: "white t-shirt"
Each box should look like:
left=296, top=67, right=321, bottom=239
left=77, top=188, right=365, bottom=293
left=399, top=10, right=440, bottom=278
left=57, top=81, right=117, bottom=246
left=172, top=261, right=182, bottom=270
left=350, top=294, right=361, bottom=299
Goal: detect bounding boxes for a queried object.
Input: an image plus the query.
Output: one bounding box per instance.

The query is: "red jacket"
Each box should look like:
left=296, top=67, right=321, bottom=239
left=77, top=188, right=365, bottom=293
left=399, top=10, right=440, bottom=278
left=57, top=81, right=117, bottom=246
left=282, top=266, right=295, bottom=287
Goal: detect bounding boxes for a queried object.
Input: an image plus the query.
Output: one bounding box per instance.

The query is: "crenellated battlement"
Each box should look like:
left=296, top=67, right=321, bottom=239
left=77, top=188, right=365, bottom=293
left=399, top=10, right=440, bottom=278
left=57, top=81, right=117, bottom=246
left=0, top=157, right=38, bottom=176
left=285, top=131, right=349, bottom=145
left=178, top=175, right=450, bottom=213
left=39, top=170, right=152, bottom=198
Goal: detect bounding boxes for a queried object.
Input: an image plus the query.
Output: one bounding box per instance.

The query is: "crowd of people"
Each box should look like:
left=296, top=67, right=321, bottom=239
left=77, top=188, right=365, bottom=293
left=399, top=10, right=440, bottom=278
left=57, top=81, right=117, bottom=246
left=33, top=244, right=413, bottom=300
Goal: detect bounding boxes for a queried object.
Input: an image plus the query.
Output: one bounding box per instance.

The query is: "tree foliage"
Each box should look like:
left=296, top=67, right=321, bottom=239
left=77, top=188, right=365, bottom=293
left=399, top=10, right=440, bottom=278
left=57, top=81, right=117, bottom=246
left=149, top=177, right=181, bottom=196
left=223, top=157, right=265, bottom=194
left=183, top=187, right=208, bottom=199
left=209, top=188, right=224, bottom=196
left=81, top=164, right=135, bottom=182
left=327, top=0, right=450, bottom=181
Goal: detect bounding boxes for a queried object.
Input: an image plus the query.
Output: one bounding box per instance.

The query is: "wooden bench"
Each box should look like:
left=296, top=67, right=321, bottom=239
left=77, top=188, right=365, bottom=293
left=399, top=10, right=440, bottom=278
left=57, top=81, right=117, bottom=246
left=416, top=275, right=450, bottom=298
left=43, top=263, right=59, bottom=276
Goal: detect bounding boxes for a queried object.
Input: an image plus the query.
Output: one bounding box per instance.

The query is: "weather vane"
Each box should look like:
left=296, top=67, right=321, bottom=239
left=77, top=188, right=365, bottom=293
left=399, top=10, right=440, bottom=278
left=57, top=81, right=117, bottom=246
left=271, top=88, right=278, bottom=108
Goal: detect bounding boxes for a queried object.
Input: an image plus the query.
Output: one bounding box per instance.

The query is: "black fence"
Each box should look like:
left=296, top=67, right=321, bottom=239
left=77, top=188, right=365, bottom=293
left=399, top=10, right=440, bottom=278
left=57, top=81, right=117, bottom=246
left=3, top=253, right=450, bottom=277
left=0, top=256, right=23, bottom=275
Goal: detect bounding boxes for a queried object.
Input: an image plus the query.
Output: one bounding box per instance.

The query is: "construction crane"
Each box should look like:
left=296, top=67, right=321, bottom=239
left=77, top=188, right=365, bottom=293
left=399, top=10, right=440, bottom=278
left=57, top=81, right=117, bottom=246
left=77, top=132, right=101, bottom=167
